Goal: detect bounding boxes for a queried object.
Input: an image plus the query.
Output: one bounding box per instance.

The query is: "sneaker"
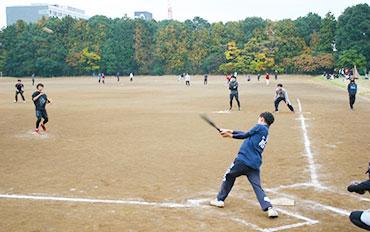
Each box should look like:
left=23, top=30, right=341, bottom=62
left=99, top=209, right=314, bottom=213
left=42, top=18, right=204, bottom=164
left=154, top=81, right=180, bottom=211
left=13, top=100, right=17, bottom=103
left=267, top=207, right=279, bottom=218
left=33, top=128, right=40, bottom=134
left=40, top=124, right=47, bottom=132
left=23, top=101, right=26, bottom=104
left=210, top=199, right=224, bottom=208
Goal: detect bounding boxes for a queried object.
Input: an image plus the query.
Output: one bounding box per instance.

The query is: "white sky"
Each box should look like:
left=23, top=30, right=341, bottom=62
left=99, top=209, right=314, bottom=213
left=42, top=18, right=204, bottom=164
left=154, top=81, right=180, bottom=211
left=1, top=0, right=369, bottom=28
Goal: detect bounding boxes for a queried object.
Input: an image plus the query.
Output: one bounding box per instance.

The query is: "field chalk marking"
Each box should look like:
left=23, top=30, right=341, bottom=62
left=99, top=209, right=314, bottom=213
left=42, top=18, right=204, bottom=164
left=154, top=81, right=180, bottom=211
left=0, top=194, right=193, bottom=208
left=0, top=193, right=317, bottom=232
left=296, top=98, right=321, bottom=188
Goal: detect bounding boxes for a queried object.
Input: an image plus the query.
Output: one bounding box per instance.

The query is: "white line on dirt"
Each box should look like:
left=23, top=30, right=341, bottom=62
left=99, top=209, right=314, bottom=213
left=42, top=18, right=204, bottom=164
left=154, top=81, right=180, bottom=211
left=0, top=194, right=194, bottom=208
left=267, top=189, right=351, bottom=217
left=296, top=98, right=321, bottom=188
left=264, top=222, right=315, bottom=232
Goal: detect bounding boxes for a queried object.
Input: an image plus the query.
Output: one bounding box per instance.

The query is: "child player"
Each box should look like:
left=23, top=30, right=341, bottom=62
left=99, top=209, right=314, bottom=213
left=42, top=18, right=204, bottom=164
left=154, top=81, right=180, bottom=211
left=274, top=84, right=294, bottom=113
left=348, top=78, right=357, bottom=110
left=14, top=79, right=26, bottom=103
left=210, top=112, right=279, bottom=218
left=229, top=76, right=241, bottom=111
left=32, top=83, right=52, bottom=134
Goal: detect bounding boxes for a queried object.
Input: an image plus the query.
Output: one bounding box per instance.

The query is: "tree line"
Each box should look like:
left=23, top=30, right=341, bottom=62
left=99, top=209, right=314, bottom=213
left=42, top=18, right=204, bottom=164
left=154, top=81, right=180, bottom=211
left=0, top=3, right=369, bottom=77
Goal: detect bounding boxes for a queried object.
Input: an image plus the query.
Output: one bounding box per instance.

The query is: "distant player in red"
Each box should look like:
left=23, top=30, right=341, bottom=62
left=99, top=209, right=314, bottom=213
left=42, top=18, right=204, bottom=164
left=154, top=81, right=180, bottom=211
left=265, top=73, right=270, bottom=85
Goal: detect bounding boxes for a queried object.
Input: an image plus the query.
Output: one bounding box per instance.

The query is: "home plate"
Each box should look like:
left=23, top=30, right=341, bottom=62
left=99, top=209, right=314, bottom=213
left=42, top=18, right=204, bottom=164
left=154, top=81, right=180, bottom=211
left=271, top=198, right=295, bottom=206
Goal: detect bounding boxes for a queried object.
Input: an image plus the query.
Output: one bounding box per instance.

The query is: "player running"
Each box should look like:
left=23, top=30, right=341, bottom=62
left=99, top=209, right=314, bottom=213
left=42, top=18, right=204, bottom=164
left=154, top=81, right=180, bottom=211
left=14, top=79, right=26, bottom=103
left=210, top=112, right=279, bottom=218
left=274, top=84, right=294, bottom=113
left=32, top=83, right=52, bottom=134
left=228, top=76, right=241, bottom=111
left=348, top=78, right=357, bottom=110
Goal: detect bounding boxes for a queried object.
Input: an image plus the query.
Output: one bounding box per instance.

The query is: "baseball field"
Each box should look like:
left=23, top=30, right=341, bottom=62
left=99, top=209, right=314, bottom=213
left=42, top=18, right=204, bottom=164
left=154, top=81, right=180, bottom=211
left=0, top=75, right=369, bottom=231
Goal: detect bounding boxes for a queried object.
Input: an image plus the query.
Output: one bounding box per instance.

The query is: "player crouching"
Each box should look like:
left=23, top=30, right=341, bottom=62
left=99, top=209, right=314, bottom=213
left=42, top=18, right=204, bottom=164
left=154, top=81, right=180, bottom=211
left=274, top=84, right=294, bottom=113
left=210, top=112, right=279, bottom=219
left=32, top=83, right=52, bottom=134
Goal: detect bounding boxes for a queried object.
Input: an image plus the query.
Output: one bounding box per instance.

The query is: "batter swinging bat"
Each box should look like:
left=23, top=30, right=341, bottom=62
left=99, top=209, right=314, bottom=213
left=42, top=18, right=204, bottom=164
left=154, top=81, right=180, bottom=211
left=199, top=114, right=221, bottom=132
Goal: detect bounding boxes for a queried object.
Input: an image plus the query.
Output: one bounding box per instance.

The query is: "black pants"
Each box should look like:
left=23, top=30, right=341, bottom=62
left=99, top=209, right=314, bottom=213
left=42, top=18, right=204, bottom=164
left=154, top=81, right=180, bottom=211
left=274, top=97, right=294, bottom=112
left=217, top=159, right=272, bottom=211
left=350, top=211, right=370, bottom=230
left=186, top=81, right=190, bottom=86
left=349, top=94, right=356, bottom=109
left=36, top=110, right=48, bottom=128
left=204, top=79, right=207, bottom=85
left=15, top=91, right=25, bottom=102
left=230, top=93, right=240, bottom=109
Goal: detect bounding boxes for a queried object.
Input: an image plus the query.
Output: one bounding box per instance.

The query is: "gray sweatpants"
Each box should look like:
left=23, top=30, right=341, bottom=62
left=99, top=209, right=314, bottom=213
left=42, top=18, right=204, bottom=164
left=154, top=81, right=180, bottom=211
left=217, top=159, right=272, bottom=211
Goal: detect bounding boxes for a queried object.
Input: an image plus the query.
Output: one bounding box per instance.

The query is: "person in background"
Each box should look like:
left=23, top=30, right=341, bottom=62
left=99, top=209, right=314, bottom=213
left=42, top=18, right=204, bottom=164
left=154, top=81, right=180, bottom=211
left=348, top=78, right=358, bottom=110
left=265, top=73, right=270, bottom=85
left=185, top=73, right=191, bottom=86
left=347, top=163, right=370, bottom=231
left=116, top=72, right=120, bottom=82
left=257, top=73, right=261, bottom=81
left=274, top=84, right=294, bottom=113
left=32, top=73, right=35, bottom=86
left=102, top=73, right=105, bottom=84
left=98, top=73, right=102, bottom=83
left=228, top=76, right=241, bottom=111
left=274, top=70, right=278, bottom=80
left=204, top=74, right=208, bottom=85
left=14, top=79, right=26, bottom=103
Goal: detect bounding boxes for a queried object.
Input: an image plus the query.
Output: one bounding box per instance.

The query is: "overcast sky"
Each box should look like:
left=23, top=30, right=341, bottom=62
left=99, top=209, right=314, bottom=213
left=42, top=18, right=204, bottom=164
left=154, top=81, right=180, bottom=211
left=1, top=0, right=369, bottom=28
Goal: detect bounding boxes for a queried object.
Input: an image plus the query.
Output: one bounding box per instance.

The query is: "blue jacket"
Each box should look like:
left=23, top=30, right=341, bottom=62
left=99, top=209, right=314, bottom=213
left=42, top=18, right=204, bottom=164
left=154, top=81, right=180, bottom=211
left=348, top=82, right=357, bottom=95
left=232, top=124, right=269, bottom=170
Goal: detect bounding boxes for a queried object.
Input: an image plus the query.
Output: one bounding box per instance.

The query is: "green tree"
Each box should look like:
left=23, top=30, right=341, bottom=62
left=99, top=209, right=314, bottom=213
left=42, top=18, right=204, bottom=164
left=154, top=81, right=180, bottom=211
left=336, top=4, right=370, bottom=66
left=337, top=49, right=366, bottom=68
left=294, top=13, right=322, bottom=45
left=316, top=12, right=336, bottom=53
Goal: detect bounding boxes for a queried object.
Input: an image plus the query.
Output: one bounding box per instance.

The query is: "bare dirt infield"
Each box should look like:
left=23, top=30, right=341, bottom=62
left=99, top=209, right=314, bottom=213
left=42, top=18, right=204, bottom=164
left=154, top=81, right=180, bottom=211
left=0, top=75, right=369, bottom=232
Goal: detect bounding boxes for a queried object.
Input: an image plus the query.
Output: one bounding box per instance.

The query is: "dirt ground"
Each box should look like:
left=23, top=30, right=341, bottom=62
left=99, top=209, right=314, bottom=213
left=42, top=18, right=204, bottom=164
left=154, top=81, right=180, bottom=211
left=0, top=75, right=369, bottom=232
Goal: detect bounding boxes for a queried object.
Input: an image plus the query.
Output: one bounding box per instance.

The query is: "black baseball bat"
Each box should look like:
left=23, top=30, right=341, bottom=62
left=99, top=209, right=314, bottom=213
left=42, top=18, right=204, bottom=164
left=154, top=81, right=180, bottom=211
left=199, top=114, right=221, bottom=132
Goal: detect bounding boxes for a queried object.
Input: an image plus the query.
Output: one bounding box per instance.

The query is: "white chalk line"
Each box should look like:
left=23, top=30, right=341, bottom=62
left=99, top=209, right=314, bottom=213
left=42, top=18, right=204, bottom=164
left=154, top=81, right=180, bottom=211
left=296, top=98, right=321, bottom=188
left=0, top=194, right=194, bottom=209
left=267, top=189, right=351, bottom=217
left=0, top=193, right=317, bottom=232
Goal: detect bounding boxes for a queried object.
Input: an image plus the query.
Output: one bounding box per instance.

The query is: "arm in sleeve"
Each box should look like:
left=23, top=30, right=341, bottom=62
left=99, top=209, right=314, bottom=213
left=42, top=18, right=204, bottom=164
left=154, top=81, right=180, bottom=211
left=232, top=126, right=259, bottom=139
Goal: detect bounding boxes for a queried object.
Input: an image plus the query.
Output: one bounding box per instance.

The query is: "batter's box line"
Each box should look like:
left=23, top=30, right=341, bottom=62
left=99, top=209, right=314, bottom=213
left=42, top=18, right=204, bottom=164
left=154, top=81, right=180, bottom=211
left=0, top=193, right=318, bottom=232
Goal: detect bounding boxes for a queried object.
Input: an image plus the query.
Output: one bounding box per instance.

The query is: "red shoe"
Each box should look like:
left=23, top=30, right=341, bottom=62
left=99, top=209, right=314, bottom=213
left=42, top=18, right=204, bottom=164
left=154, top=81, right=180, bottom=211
left=33, top=128, right=40, bottom=134
left=40, top=124, right=47, bottom=132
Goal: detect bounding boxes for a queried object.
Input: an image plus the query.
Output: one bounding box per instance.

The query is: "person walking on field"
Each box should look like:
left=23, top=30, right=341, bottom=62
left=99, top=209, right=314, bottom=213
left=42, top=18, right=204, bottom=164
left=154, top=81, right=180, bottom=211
left=204, top=74, right=208, bottom=85
left=228, top=76, right=241, bottom=111
left=102, top=73, right=105, bottom=84
left=98, top=73, right=102, bottom=83
left=14, top=79, right=26, bottom=103
left=130, top=72, right=134, bottom=82
left=348, top=78, right=357, bottom=111
left=265, top=73, right=270, bottom=85
left=116, top=72, right=120, bottom=82
left=32, top=83, right=52, bottom=134
left=32, top=73, right=35, bottom=86
left=274, top=70, right=278, bottom=80
left=210, top=112, right=279, bottom=219
left=185, top=73, right=191, bottom=86
left=274, top=84, right=294, bottom=113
